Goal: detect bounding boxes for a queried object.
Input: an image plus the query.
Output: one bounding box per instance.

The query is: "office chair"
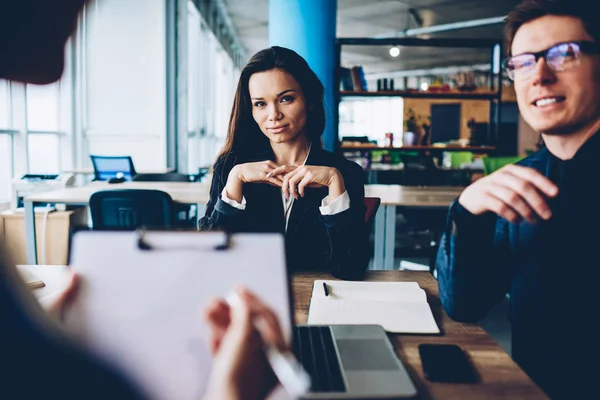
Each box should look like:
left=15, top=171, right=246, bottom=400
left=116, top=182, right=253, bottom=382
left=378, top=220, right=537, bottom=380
left=399, top=153, right=441, bottom=186
left=132, top=173, right=196, bottom=226
left=89, top=189, right=174, bottom=230
left=364, top=197, right=381, bottom=233
left=447, top=151, right=474, bottom=168
left=90, top=155, right=137, bottom=181
left=132, top=173, right=192, bottom=182
left=195, top=167, right=211, bottom=182
left=364, top=197, right=381, bottom=262
left=444, top=151, right=474, bottom=186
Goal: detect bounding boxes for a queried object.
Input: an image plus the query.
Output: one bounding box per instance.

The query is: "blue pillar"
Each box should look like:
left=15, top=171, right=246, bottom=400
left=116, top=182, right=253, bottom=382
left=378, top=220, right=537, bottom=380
left=268, top=0, right=337, bottom=152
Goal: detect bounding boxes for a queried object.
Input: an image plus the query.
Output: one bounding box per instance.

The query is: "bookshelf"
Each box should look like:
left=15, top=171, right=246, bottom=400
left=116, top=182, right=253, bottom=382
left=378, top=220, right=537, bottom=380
left=340, top=145, right=496, bottom=153
left=334, top=37, right=504, bottom=150
left=340, top=90, right=499, bottom=100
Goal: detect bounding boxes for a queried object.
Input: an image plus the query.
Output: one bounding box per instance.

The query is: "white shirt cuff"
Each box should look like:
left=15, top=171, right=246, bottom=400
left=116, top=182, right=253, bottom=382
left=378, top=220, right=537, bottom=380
left=221, top=188, right=246, bottom=210
left=319, top=191, right=350, bottom=215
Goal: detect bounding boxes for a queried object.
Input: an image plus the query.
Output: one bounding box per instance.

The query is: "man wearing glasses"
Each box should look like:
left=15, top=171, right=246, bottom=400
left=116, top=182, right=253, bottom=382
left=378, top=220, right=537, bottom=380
left=436, top=0, right=599, bottom=398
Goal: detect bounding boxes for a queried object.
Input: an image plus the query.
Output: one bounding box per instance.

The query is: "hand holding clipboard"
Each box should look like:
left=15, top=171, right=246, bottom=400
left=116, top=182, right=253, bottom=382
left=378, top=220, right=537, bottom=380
left=64, top=230, right=300, bottom=400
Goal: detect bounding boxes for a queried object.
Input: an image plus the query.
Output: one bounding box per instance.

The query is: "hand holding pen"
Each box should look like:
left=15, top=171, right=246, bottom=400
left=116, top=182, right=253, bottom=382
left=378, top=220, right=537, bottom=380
left=203, top=287, right=310, bottom=400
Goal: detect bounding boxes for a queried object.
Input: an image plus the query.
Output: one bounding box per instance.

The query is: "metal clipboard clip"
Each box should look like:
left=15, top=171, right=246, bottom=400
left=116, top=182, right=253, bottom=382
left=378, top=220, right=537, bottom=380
left=135, top=229, right=232, bottom=251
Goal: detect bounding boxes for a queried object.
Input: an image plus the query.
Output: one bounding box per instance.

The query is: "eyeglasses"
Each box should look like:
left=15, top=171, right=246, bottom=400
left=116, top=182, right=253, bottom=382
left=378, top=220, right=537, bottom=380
left=502, top=41, right=599, bottom=81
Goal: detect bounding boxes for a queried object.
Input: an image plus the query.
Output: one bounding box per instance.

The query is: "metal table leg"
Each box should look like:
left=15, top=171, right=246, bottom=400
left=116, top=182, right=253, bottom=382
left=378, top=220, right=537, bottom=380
left=25, top=200, right=38, bottom=265
left=384, top=205, right=397, bottom=270
left=372, top=204, right=386, bottom=270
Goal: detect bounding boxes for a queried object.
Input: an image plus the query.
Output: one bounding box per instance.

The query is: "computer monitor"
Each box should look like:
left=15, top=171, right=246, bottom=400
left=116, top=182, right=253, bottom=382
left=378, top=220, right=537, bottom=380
left=90, top=155, right=137, bottom=181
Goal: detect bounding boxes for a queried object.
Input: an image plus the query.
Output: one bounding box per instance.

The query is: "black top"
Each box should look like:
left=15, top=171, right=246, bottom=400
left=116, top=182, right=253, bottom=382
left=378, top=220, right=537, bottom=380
left=199, top=147, right=370, bottom=280
left=437, top=130, right=600, bottom=399
left=0, top=258, right=145, bottom=400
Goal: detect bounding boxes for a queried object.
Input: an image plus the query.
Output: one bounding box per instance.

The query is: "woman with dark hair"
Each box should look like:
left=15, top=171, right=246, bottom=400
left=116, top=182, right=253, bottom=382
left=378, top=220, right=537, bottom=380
left=199, top=46, right=369, bottom=280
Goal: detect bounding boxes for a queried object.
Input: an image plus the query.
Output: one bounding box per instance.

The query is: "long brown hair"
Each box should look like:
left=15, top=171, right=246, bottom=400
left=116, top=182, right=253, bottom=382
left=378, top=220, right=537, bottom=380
left=217, top=46, right=325, bottom=160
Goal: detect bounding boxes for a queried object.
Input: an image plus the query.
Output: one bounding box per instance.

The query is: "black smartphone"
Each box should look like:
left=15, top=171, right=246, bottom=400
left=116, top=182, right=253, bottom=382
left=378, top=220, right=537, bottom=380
left=418, top=344, right=478, bottom=383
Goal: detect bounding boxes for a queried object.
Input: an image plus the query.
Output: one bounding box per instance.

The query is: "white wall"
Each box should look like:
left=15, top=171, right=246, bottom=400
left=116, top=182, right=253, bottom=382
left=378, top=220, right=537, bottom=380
left=84, top=0, right=167, bottom=170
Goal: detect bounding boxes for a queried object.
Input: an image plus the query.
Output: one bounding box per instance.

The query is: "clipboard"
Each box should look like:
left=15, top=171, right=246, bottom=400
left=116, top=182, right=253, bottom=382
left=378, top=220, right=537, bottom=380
left=63, top=230, right=292, bottom=400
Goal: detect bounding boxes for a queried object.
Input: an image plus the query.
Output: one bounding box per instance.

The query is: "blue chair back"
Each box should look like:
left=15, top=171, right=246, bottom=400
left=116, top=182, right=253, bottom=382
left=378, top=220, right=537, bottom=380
left=89, top=189, right=174, bottom=230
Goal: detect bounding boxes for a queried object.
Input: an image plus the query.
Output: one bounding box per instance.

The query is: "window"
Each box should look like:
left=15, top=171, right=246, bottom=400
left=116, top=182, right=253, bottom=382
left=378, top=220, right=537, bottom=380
left=187, top=0, right=202, bottom=173
left=27, top=133, right=61, bottom=174
left=214, top=45, right=233, bottom=141
left=194, top=17, right=240, bottom=170
left=0, top=135, right=13, bottom=203
left=0, top=76, right=68, bottom=201
left=0, top=80, right=11, bottom=129
left=26, top=83, right=60, bottom=132
left=339, top=97, right=404, bottom=145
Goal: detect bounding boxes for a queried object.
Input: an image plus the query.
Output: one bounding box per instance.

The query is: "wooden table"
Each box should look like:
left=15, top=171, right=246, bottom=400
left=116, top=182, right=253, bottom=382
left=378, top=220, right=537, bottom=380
left=27, top=266, right=546, bottom=399
left=294, top=271, right=548, bottom=400
left=365, top=185, right=464, bottom=270
left=23, top=182, right=210, bottom=264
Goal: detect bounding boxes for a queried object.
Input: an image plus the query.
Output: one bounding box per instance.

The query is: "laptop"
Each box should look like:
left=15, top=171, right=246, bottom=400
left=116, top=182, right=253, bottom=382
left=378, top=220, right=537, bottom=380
left=292, top=323, right=417, bottom=398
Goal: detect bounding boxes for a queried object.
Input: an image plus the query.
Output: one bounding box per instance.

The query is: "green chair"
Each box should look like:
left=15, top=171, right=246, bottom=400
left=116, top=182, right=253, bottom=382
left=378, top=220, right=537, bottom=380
left=481, top=156, right=524, bottom=175
left=447, top=151, right=474, bottom=169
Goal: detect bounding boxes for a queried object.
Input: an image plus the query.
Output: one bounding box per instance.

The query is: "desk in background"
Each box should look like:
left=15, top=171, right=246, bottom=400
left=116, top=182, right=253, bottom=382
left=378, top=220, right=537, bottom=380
left=23, top=181, right=210, bottom=264
left=27, top=266, right=547, bottom=399
left=23, top=183, right=461, bottom=268
left=1, top=209, right=87, bottom=265
left=62, top=167, right=175, bottom=175
left=365, top=185, right=463, bottom=270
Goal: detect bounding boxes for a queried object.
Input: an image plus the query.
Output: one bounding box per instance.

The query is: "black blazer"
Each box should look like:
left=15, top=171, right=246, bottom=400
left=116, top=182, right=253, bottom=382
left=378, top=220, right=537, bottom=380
left=199, top=147, right=369, bottom=280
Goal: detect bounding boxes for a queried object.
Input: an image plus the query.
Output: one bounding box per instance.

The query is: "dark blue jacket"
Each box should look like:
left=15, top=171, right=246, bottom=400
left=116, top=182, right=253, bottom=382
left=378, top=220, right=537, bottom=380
left=436, top=131, right=600, bottom=399
left=199, top=146, right=369, bottom=280
left=1, top=257, right=145, bottom=399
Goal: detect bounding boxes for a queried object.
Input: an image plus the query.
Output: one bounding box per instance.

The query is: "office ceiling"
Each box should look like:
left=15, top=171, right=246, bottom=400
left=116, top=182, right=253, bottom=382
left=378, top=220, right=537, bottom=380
left=222, top=0, right=520, bottom=76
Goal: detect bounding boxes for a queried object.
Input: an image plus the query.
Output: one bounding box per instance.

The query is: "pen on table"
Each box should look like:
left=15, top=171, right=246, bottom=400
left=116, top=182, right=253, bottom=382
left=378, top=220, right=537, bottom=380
left=323, top=282, right=329, bottom=297
left=226, top=291, right=311, bottom=397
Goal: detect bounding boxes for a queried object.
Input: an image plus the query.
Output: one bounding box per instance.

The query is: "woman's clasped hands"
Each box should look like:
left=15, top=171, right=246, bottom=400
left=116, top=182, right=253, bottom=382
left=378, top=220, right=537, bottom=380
left=226, top=161, right=343, bottom=201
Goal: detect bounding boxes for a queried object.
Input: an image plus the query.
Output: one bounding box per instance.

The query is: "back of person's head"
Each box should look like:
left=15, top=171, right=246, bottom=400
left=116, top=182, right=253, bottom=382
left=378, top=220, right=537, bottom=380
left=504, top=0, right=599, bottom=56
left=0, top=0, right=86, bottom=83
left=219, top=46, right=325, bottom=158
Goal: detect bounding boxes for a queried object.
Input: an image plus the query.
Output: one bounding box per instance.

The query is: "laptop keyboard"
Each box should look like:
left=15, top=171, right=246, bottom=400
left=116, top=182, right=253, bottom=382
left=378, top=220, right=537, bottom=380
left=292, top=326, right=346, bottom=393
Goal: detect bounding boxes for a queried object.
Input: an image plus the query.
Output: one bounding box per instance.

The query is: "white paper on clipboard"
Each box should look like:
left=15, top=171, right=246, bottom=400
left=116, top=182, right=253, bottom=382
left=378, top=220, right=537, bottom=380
left=63, top=230, right=292, bottom=400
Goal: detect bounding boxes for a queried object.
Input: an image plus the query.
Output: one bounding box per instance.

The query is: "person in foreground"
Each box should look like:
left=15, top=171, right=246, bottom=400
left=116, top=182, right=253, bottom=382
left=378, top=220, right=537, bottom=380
left=2, top=252, right=285, bottom=400
left=199, top=46, right=369, bottom=280
left=435, top=0, right=600, bottom=398
left=1, top=1, right=285, bottom=399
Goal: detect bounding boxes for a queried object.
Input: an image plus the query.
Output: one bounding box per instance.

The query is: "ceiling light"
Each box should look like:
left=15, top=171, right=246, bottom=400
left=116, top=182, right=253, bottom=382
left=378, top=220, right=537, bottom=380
left=389, top=46, right=400, bottom=57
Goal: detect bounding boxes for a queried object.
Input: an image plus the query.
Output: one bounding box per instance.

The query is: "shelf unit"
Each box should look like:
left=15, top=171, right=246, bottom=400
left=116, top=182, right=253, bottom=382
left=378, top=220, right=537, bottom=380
left=334, top=37, right=503, bottom=151
left=340, top=145, right=496, bottom=153
left=339, top=90, right=499, bottom=100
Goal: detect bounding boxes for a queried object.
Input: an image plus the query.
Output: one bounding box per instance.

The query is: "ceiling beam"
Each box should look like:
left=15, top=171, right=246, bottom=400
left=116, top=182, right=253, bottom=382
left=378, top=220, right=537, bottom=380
left=372, top=15, right=506, bottom=38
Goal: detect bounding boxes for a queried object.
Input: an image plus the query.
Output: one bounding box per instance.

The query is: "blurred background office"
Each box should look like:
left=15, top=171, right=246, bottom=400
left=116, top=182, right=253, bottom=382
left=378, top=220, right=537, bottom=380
left=2, top=0, right=534, bottom=354
left=0, top=0, right=542, bottom=208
